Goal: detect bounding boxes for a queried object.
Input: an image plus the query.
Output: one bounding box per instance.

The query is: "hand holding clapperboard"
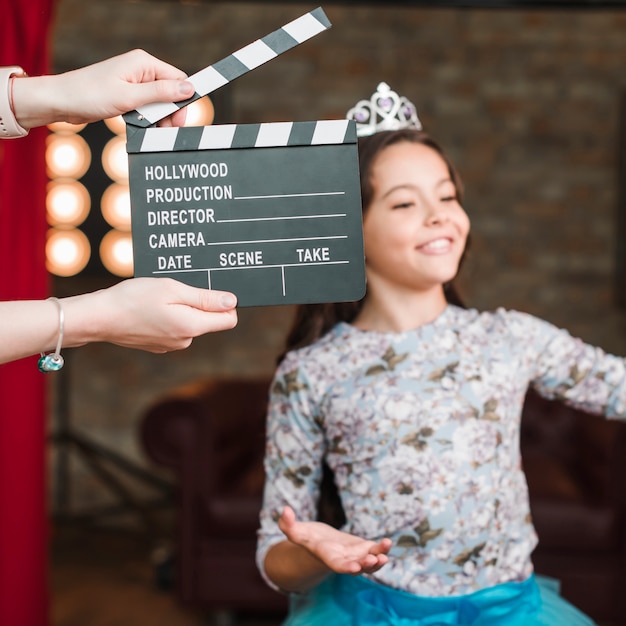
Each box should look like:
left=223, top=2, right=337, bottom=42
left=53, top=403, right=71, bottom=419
left=123, top=7, right=365, bottom=307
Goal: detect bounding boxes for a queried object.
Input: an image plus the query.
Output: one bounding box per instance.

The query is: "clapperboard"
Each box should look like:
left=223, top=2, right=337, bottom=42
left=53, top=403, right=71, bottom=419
left=124, top=7, right=366, bottom=307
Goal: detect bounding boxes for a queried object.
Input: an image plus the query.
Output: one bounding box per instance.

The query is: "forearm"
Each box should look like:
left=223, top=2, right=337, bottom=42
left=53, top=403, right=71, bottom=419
left=1, top=278, right=237, bottom=364
left=0, top=295, right=100, bottom=364
left=264, top=540, right=332, bottom=593
left=11, top=74, right=68, bottom=129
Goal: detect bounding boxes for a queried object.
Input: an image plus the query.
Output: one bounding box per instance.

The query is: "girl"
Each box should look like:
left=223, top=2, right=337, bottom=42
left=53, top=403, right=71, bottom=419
left=256, top=84, right=621, bottom=625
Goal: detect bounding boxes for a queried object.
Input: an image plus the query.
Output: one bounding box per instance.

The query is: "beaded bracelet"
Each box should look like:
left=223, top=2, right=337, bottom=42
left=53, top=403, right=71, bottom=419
left=38, top=297, right=65, bottom=373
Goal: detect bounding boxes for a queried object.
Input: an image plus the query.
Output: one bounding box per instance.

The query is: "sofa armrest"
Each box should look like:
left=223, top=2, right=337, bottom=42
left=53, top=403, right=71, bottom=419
left=140, top=375, right=273, bottom=495
left=522, top=389, right=626, bottom=555
left=138, top=377, right=274, bottom=608
left=140, top=380, right=219, bottom=472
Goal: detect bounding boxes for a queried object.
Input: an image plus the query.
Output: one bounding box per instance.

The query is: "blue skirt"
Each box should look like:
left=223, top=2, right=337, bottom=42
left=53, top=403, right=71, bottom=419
left=284, top=574, right=597, bottom=626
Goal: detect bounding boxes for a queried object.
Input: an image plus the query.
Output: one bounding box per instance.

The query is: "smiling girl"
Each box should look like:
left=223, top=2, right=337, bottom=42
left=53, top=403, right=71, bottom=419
left=255, top=84, right=618, bottom=625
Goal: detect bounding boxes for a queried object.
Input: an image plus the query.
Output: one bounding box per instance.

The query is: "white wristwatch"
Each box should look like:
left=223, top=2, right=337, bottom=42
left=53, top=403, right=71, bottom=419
left=0, top=66, right=29, bottom=138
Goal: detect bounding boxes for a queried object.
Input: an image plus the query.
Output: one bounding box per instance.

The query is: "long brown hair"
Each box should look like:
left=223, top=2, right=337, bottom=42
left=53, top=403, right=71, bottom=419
left=281, top=129, right=469, bottom=359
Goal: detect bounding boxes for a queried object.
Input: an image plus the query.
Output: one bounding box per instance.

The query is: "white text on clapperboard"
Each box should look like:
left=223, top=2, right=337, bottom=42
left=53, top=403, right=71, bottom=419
left=141, top=162, right=332, bottom=272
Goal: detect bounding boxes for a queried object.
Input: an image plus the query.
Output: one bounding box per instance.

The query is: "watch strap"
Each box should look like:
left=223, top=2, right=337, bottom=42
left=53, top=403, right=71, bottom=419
left=0, top=66, right=29, bottom=138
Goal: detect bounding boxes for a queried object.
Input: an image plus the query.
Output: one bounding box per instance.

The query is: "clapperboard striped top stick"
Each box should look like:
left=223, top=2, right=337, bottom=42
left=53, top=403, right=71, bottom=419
left=123, top=7, right=331, bottom=129
left=126, top=119, right=355, bottom=154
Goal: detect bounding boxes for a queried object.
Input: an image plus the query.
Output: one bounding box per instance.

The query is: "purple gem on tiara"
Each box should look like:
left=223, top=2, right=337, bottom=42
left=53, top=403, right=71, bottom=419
left=355, top=110, right=368, bottom=122
left=379, top=97, right=393, bottom=111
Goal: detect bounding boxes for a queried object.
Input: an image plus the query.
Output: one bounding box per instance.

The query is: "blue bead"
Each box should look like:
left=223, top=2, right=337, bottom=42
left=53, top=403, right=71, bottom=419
left=38, top=353, right=64, bottom=373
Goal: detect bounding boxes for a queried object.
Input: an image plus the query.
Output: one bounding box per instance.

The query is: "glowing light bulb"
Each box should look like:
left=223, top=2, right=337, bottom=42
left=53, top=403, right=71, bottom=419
left=101, top=183, right=131, bottom=230
left=46, top=181, right=90, bottom=227
left=45, top=133, right=91, bottom=179
left=101, top=135, right=129, bottom=182
left=100, top=230, right=134, bottom=277
left=184, top=97, right=215, bottom=127
left=104, top=115, right=126, bottom=136
left=45, top=228, right=91, bottom=277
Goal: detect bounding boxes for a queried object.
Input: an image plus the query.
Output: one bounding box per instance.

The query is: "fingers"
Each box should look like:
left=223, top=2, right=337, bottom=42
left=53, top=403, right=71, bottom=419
left=126, top=49, right=188, bottom=81
left=159, top=107, right=188, bottom=128
left=344, top=542, right=390, bottom=575
left=369, top=537, right=393, bottom=556
left=338, top=535, right=392, bottom=575
left=127, top=79, right=194, bottom=113
left=104, top=278, right=238, bottom=347
left=159, top=279, right=237, bottom=312
left=105, top=49, right=187, bottom=83
left=335, top=551, right=388, bottom=576
left=117, top=49, right=194, bottom=114
left=358, top=553, right=389, bottom=575
left=185, top=309, right=239, bottom=336
left=358, top=538, right=391, bottom=573
left=60, top=49, right=194, bottom=124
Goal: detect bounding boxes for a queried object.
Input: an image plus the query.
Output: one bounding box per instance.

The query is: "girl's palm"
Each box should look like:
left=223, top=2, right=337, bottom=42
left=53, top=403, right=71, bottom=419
left=278, top=506, right=392, bottom=575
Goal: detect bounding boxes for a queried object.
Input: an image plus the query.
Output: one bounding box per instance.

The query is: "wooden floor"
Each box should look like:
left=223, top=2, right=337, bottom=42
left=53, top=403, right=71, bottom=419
left=51, top=521, right=284, bottom=626
left=51, top=520, right=619, bottom=626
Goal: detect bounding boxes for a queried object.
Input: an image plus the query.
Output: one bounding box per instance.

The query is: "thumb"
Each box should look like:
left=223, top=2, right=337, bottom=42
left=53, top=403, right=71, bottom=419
left=278, top=506, right=297, bottom=535
left=192, top=287, right=237, bottom=312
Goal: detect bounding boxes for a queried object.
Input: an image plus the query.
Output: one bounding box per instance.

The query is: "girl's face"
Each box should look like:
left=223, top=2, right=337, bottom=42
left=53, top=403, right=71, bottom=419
left=362, top=141, right=470, bottom=297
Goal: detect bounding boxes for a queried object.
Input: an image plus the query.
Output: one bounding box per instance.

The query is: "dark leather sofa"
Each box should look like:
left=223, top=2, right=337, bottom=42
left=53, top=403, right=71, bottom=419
left=140, top=378, right=626, bottom=625
left=521, top=390, right=626, bottom=624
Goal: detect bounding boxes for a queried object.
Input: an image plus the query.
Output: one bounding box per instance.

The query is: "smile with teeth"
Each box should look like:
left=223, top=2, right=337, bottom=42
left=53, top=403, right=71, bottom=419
left=419, top=237, right=452, bottom=253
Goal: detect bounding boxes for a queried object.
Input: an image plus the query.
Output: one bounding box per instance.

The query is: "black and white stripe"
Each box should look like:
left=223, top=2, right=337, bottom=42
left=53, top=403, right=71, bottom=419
left=123, top=7, right=331, bottom=129
left=126, top=119, right=356, bottom=153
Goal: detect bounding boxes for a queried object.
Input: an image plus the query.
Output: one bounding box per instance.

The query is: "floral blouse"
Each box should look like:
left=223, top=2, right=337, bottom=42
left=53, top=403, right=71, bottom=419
left=256, top=305, right=626, bottom=597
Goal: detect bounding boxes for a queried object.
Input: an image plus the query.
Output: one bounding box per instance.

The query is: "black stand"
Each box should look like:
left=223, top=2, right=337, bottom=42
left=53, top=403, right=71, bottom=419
left=50, top=348, right=173, bottom=536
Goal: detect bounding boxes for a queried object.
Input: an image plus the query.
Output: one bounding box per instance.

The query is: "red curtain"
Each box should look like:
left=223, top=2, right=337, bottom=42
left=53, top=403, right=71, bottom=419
left=0, top=1, right=55, bottom=625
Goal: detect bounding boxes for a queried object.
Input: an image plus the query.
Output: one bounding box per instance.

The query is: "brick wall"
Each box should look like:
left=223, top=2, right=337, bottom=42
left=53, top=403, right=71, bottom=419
left=49, top=0, right=626, bottom=514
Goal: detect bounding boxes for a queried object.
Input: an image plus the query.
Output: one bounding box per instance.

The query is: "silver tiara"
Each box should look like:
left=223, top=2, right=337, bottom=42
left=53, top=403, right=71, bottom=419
left=346, top=82, right=423, bottom=137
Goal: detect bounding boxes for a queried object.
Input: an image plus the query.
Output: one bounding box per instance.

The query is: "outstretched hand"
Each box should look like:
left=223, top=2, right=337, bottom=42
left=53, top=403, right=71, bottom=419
left=13, top=49, right=196, bottom=129
left=69, top=277, right=238, bottom=353
left=278, top=505, right=392, bottom=575
left=0, top=277, right=237, bottom=365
